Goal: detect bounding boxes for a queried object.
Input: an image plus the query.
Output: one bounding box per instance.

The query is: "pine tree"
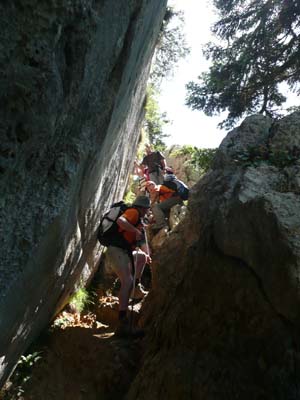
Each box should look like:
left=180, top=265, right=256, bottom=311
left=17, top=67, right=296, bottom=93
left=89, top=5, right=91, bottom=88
left=186, top=0, right=300, bottom=129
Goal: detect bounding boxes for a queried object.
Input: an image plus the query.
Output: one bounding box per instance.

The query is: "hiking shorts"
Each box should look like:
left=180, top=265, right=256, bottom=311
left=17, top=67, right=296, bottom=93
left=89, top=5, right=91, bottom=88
left=106, top=246, right=132, bottom=275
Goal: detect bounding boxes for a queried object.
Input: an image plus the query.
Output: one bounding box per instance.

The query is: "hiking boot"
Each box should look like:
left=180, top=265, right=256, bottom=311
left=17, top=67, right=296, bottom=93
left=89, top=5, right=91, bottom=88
left=130, top=283, right=148, bottom=300
left=114, top=319, right=144, bottom=339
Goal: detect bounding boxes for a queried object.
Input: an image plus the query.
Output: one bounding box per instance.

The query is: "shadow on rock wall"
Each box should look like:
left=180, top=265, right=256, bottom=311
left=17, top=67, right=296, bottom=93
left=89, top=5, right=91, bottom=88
left=0, top=0, right=167, bottom=388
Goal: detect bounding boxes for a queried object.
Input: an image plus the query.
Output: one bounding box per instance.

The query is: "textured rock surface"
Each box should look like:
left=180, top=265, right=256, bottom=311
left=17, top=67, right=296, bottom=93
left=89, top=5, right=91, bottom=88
left=166, top=147, right=202, bottom=187
left=129, top=113, right=300, bottom=399
left=0, top=0, right=167, bottom=386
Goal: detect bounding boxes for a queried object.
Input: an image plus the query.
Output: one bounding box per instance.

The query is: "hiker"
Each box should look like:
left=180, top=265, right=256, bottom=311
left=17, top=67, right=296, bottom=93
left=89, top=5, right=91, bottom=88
left=163, top=167, right=189, bottom=201
left=133, top=160, right=149, bottom=194
left=105, top=195, right=151, bottom=337
left=140, top=144, right=167, bottom=185
left=146, top=181, right=182, bottom=231
left=163, top=166, right=176, bottom=181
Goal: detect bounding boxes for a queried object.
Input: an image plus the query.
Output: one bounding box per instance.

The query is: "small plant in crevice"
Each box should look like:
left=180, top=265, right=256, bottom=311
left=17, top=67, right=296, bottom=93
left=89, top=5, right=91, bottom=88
left=69, top=287, right=95, bottom=314
left=51, top=313, right=72, bottom=330
left=124, top=177, right=137, bottom=204
left=50, top=285, right=98, bottom=331
left=1, top=352, right=42, bottom=399
left=234, top=145, right=300, bottom=168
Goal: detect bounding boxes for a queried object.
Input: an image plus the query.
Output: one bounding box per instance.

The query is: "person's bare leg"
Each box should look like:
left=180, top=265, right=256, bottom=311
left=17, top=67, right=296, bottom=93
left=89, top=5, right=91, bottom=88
left=131, top=250, right=148, bottom=300
left=116, top=260, right=133, bottom=312
left=133, top=250, right=147, bottom=280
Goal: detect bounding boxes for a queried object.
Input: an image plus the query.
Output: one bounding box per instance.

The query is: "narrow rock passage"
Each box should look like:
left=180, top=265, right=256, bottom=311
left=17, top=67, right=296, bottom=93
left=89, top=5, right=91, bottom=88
left=0, top=205, right=182, bottom=400
left=23, top=321, right=143, bottom=400
left=2, top=300, right=144, bottom=400
left=0, top=272, right=147, bottom=400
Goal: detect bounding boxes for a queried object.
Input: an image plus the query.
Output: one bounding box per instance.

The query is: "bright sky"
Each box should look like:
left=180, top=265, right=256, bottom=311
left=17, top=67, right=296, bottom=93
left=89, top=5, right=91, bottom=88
left=159, top=0, right=226, bottom=149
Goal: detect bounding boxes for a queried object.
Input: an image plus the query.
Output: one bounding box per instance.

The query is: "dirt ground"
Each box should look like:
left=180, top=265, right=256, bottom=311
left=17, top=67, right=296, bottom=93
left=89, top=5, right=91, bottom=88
left=0, top=261, right=152, bottom=400
left=1, top=299, right=145, bottom=400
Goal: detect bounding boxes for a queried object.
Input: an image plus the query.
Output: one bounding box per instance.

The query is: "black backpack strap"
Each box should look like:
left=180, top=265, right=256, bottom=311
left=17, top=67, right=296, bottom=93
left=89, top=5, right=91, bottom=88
left=163, top=180, right=177, bottom=192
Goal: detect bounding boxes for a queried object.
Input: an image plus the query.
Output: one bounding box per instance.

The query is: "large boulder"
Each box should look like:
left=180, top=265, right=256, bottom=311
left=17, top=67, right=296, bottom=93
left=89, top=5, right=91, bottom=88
left=0, top=0, right=167, bottom=387
left=128, top=113, right=300, bottom=399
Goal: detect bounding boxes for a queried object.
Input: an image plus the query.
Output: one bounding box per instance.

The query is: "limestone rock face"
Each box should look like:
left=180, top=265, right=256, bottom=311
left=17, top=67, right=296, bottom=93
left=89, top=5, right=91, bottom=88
left=166, top=147, right=202, bottom=187
left=129, top=113, right=300, bottom=399
left=0, top=0, right=167, bottom=386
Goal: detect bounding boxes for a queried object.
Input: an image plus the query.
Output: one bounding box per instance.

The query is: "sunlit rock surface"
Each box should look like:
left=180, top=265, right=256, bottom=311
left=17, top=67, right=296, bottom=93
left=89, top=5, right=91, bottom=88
left=0, top=0, right=167, bottom=387
left=129, top=113, right=300, bottom=400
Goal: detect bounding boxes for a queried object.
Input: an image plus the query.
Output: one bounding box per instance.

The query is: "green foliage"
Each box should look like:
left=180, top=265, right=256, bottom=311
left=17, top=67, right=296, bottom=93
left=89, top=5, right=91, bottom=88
left=144, top=6, right=190, bottom=150
left=16, top=352, right=42, bottom=378
left=286, top=105, right=300, bottom=114
left=124, top=183, right=137, bottom=204
left=150, top=6, right=190, bottom=87
left=2, top=352, right=42, bottom=399
left=171, top=146, right=217, bottom=174
left=233, top=145, right=300, bottom=168
left=144, top=85, right=170, bottom=150
left=51, top=314, right=72, bottom=330
left=186, top=0, right=300, bottom=129
left=69, top=287, right=94, bottom=313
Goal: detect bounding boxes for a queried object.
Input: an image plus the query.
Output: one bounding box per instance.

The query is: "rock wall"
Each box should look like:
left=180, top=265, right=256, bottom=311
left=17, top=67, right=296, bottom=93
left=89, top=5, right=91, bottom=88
left=165, top=147, right=202, bottom=187
left=0, top=0, right=167, bottom=387
left=129, top=113, right=300, bottom=399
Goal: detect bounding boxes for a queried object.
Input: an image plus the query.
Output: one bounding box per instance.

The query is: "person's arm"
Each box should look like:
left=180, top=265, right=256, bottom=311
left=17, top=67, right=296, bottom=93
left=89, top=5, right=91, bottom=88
left=117, top=216, right=143, bottom=240
left=133, top=160, right=144, bottom=178
left=140, top=243, right=152, bottom=264
left=141, top=163, right=147, bottom=174
left=156, top=151, right=166, bottom=171
left=149, top=189, right=159, bottom=205
left=160, top=158, right=167, bottom=171
left=141, top=155, right=147, bottom=170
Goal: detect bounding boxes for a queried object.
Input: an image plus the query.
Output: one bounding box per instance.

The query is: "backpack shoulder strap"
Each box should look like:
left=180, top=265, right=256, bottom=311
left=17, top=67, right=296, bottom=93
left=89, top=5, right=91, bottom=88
left=162, top=180, right=177, bottom=192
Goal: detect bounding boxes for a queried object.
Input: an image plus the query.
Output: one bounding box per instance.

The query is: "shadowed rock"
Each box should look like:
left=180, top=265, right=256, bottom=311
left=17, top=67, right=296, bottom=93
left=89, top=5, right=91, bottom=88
left=0, top=0, right=167, bottom=387
left=129, top=113, right=300, bottom=400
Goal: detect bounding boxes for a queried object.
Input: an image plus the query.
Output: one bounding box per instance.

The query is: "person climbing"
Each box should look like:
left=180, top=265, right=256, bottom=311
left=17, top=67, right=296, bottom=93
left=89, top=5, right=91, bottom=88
left=163, top=167, right=189, bottom=201
left=146, top=180, right=182, bottom=231
left=105, top=195, right=152, bottom=337
left=133, top=160, right=149, bottom=194
left=163, top=166, right=176, bottom=181
left=140, top=144, right=167, bottom=185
